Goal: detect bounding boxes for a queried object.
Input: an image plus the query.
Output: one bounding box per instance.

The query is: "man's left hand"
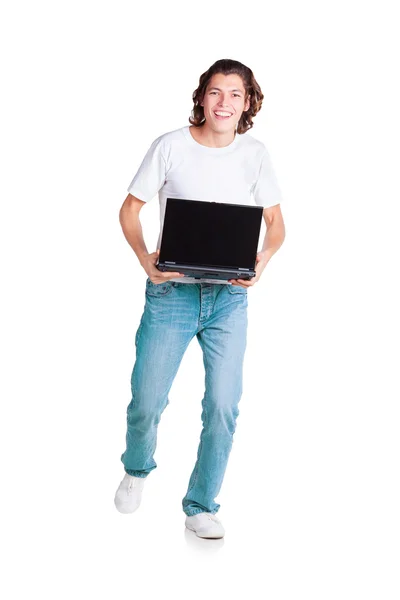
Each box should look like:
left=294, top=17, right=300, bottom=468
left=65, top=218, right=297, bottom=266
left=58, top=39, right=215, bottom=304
left=228, top=251, right=270, bottom=288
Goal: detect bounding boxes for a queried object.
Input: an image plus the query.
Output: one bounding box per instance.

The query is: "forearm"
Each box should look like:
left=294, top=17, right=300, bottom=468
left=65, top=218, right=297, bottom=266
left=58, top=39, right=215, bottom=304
left=261, top=218, right=286, bottom=262
left=119, top=208, right=149, bottom=266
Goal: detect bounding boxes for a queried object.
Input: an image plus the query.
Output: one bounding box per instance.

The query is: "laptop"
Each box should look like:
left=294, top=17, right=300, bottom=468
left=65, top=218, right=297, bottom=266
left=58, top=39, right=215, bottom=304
left=156, top=198, right=263, bottom=282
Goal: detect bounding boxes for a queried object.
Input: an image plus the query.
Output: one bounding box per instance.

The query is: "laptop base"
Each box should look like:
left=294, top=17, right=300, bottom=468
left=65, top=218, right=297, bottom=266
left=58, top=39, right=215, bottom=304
left=157, top=263, right=255, bottom=281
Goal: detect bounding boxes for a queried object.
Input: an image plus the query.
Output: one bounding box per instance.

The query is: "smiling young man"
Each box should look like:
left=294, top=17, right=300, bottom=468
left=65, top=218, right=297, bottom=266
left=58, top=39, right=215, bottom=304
left=115, top=59, right=285, bottom=539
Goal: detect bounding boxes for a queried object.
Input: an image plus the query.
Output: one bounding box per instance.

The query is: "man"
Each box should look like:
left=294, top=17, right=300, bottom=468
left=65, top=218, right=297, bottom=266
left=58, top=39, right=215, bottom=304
left=114, top=59, right=285, bottom=539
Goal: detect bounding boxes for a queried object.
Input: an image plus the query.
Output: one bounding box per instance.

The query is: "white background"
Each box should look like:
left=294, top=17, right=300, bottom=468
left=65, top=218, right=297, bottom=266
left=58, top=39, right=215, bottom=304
left=1, top=1, right=399, bottom=598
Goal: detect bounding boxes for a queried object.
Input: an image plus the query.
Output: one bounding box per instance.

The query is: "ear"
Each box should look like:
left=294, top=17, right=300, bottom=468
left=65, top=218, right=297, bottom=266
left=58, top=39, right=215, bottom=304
left=245, top=95, right=251, bottom=111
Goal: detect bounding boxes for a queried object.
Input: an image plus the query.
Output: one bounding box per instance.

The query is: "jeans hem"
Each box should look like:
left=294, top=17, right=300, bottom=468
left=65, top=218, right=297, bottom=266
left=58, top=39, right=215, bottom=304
left=184, top=508, right=218, bottom=517
left=125, top=469, right=148, bottom=478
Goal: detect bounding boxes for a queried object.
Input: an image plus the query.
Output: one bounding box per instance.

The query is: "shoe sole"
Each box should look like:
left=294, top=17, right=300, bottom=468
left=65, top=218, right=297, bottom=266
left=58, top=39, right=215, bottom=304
left=185, top=523, right=224, bottom=539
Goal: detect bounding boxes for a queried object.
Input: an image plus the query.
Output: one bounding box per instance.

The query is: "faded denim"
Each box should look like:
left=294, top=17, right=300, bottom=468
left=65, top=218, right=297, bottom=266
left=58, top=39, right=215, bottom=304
left=120, top=277, right=248, bottom=517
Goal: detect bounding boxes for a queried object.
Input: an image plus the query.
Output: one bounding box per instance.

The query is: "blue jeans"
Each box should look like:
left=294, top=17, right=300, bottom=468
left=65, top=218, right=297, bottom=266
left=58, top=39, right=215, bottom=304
left=120, top=277, right=248, bottom=517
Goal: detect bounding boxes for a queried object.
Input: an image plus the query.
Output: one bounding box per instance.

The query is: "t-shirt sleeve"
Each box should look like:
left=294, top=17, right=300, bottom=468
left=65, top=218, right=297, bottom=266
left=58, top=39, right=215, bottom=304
left=127, top=137, right=166, bottom=202
left=252, top=147, right=284, bottom=208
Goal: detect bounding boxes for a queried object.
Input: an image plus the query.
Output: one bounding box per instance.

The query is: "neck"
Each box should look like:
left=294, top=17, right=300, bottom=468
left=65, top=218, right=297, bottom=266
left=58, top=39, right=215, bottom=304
left=192, top=122, right=237, bottom=148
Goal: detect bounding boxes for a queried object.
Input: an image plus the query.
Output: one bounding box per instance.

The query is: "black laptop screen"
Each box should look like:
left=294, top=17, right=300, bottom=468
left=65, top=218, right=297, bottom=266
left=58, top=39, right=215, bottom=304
left=159, top=198, right=263, bottom=268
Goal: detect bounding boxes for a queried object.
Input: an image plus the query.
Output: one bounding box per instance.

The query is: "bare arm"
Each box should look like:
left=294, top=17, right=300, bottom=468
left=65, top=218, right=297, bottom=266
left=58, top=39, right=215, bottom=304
left=119, top=193, right=184, bottom=282
left=261, top=204, right=286, bottom=261
left=119, top=194, right=149, bottom=266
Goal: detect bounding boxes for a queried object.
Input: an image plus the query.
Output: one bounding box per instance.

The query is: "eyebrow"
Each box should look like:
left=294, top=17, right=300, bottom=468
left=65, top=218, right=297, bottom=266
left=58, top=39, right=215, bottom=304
left=208, top=87, right=243, bottom=93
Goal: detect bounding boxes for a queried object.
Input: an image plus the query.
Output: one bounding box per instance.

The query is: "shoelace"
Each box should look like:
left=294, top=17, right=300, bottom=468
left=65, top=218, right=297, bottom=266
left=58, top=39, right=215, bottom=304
left=204, top=512, right=220, bottom=523
left=127, top=477, right=143, bottom=494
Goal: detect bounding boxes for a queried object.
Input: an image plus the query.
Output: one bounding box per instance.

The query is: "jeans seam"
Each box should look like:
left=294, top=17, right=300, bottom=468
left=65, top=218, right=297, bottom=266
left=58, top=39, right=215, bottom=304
left=135, top=321, right=143, bottom=347
left=132, top=321, right=144, bottom=396
left=185, top=373, right=209, bottom=499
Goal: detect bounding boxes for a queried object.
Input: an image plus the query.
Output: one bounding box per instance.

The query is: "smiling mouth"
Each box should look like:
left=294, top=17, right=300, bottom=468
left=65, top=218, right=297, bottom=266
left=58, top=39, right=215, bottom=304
left=214, top=111, right=233, bottom=120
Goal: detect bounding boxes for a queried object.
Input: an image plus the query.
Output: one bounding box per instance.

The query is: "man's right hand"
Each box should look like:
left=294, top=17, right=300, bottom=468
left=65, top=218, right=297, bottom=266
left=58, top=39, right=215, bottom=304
left=141, top=249, right=185, bottom=284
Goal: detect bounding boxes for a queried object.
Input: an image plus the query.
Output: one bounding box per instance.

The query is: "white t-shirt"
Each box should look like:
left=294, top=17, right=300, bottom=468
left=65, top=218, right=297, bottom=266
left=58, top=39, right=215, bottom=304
left=127, top=125, right=283, bottom=284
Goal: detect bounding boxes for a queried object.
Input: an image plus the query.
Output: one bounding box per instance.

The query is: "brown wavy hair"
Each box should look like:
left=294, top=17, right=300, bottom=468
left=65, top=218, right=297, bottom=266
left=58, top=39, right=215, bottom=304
left=189, top=59, right=264, bottom=134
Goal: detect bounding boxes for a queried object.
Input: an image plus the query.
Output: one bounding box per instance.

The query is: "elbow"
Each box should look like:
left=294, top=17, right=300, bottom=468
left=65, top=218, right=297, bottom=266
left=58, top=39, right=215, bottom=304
left=119, top=204, right=131, bottom=228
left=119, top=206, right=125, bottom=226
left=119, top=194, right=145, bottom=225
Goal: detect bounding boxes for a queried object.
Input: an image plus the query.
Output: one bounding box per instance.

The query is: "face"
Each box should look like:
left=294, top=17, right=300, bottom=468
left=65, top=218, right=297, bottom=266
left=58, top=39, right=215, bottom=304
left=201, top=73, right=250, bottom=132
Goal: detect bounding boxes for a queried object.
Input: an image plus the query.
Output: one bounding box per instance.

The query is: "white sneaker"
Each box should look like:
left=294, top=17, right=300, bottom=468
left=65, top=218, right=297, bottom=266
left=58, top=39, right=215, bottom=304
left=185, top=512, right=225, bottom=538
left=114, top=473, right=146, bottom=514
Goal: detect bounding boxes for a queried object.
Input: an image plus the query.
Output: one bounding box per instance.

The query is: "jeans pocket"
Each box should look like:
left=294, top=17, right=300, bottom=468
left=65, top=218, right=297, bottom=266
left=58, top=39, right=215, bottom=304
left=145, top=277, right=174, bottom=297
left=227, top=283, right=248, bottom=294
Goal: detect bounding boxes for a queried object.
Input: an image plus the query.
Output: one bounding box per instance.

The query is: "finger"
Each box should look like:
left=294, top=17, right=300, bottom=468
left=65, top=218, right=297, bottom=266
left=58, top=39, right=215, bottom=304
left=162, top=272, right=184, bottom=279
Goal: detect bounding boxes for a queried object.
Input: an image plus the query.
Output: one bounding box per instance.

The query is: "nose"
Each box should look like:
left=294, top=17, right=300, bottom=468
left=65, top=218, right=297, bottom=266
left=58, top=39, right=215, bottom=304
left=217, top=93, right=230, bottom=106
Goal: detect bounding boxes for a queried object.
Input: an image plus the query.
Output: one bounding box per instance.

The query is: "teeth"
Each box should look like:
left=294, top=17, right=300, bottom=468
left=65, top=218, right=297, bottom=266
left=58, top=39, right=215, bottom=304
left=215, top=111, right=232, bottom=117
